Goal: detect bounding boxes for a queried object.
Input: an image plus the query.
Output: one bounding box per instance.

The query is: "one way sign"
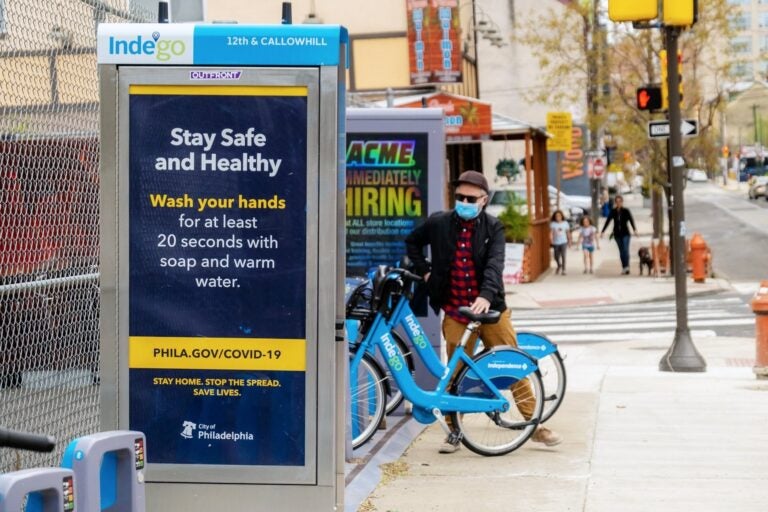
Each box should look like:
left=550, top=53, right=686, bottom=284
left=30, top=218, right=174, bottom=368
left=648, top=119, right=699, bottom=139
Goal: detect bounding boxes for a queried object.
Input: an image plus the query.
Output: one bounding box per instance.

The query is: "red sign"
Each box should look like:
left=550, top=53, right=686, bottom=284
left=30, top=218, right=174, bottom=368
left=406, top=0, right=463, bottom=85
left=592, top=158, right=605, bottom=178
left=399, top=92, right=492, bottom=142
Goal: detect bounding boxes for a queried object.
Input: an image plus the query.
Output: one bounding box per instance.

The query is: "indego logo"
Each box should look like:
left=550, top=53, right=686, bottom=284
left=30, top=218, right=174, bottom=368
left=108, top=31, right=186, bottom=61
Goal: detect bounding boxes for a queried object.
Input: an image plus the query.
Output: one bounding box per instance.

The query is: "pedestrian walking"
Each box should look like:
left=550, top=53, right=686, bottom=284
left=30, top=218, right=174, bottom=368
left=578, top=216, right=599, bottom=274
left=550, top=210, right=571, bottom=275
left=600, top=195, right=638, bottom=275
left=405, top=170, right=562, bottom=454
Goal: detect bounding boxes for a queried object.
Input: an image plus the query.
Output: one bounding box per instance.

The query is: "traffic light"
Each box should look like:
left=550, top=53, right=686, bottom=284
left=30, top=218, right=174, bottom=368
left=608, top=0, right=657, bottom=22
left=722, top=146, right=729, bottom=158
left=663, top=0, right=697, bottom=27
left=637, top=86, right=662, bottom=111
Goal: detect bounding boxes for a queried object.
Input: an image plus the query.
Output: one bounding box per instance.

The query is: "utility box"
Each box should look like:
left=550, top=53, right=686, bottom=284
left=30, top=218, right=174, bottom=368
left=97, top=23, right=348, bottom=511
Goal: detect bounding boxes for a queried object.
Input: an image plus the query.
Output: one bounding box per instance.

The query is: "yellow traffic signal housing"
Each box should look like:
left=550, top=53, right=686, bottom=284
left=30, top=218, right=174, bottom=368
left=608, top=0, right=657, bottom=22
left=660, top=49, right=683, bottom=111
left=663, top=0, right=696, bottom=27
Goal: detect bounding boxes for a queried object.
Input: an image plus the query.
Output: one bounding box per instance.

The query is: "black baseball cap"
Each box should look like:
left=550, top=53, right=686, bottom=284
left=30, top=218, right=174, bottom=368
left=452, top=170, right=489, bottom=194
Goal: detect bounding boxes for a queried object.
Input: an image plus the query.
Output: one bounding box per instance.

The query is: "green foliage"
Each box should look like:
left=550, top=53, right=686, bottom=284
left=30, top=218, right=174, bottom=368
left=498, top=202, right=530, bottom=243
left=495, top=158, right=519, bottom=180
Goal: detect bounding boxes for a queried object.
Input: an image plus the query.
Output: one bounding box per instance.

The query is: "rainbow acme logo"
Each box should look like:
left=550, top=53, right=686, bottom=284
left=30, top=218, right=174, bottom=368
left=346, top=140, right=416, bottom=168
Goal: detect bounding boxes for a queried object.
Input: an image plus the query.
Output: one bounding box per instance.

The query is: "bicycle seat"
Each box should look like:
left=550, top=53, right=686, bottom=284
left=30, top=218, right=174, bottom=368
left=458, top=307, right=501, bottom=324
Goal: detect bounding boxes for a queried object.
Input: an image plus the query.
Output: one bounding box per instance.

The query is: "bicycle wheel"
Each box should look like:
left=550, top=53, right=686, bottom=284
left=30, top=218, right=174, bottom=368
left=449, top=354, right=544, bottom=456
left=349, top=352, right=387, bottom=449
left=538, top=350, right=567, bottom=423
left=382, top=331, right=415, bottom=415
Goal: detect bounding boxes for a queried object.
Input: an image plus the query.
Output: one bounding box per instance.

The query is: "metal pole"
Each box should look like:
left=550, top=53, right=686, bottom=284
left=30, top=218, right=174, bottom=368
left=659, top=27, right=706, bottom=372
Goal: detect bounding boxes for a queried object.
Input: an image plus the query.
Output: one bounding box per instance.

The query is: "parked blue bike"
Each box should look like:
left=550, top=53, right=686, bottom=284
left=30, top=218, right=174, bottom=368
left=348, top=267, right=545, bottom=456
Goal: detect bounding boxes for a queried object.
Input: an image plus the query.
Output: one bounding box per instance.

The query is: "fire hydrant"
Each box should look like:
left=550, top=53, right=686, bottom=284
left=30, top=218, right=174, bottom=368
left=753, top=281, right=768, bottom=380
left=689, top=233, right=709, bottom=283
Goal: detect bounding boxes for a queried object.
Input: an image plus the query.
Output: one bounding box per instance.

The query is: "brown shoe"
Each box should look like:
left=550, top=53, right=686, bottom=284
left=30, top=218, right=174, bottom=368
left=530, top=426, right=563, bottom=447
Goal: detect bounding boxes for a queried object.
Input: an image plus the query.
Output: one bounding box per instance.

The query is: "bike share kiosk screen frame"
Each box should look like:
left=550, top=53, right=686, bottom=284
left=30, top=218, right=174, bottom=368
left=98, top=23, right=347, bottom=510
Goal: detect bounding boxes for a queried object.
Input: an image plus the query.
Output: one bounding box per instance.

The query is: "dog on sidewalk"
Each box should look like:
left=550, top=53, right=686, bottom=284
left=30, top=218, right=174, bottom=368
left=638, top=246, right=654, bottom=276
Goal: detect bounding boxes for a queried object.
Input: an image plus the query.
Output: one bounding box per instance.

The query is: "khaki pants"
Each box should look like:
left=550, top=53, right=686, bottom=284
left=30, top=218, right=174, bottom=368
left=442, top=309, right=536, bottom=420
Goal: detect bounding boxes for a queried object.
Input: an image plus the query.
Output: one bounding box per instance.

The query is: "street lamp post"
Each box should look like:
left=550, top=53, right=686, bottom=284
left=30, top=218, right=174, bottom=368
left=659, top=26, right=706, bottom=373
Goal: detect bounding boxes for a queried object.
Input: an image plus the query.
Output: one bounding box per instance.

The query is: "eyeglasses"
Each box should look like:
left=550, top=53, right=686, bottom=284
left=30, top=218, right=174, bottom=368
left=455, top=193, right=486, bottom=204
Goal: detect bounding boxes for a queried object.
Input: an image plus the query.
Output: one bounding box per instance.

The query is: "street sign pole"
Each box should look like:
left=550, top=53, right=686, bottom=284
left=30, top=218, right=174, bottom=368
left=659, top=26, right=706, bottom=373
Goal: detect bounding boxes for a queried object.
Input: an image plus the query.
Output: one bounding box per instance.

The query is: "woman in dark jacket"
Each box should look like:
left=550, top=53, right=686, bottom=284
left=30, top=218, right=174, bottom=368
left=600, top=195, right=638, bottom=274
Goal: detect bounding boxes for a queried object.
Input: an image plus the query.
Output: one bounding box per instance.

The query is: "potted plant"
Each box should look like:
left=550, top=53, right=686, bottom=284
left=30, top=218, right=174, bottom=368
left=497, top=201, right=532, bottom=283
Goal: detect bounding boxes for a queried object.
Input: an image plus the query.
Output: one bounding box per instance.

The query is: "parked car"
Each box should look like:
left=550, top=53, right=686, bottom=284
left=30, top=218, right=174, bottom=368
left=748, top=175, right=768, bottom=200
left=686, top=168, right=708, bottom=182
left=486, top=187, right=529, bottom=218
left=547, top=185, right=592, bottom=216
left=739, top=156, right=768, bottom=182
left=487, top=186, right=583, bottom=228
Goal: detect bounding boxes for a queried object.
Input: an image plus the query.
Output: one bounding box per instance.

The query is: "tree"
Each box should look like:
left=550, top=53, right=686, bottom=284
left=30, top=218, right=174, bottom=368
left=515, top=0, right=735, bottom=241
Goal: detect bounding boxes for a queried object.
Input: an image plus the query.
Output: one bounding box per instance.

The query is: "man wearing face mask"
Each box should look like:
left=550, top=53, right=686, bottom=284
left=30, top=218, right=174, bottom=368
left=405, top=170, right=562, bottom=453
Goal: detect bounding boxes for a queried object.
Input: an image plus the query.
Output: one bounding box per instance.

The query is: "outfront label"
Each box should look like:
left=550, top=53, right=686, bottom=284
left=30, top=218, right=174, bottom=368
left=128, top=85, right=308, bottom=466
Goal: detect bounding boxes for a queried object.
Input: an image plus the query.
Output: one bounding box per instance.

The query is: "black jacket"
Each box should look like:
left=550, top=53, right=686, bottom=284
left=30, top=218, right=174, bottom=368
left=601, top=207, right=636, bottom=238
left=405, top=210, right=507, bottom=314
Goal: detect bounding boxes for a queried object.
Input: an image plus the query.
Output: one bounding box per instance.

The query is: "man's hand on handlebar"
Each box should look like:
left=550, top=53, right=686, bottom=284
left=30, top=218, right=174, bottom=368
left=470, top=297, right=491, bottom=314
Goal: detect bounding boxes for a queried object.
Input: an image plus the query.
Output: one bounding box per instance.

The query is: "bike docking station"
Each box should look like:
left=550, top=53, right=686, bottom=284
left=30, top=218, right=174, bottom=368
left=345, top=108, right=446, bottom=389
left=61, top=431, right=147, bottom=511
left=0, top=468, right=75, bottom=512
left=97, top=22, right=348, bottom=511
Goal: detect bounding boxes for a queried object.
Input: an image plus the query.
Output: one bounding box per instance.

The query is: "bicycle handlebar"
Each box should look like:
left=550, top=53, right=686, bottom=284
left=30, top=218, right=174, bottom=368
left=387, top=268, right=423, bottom=284
left=0, top=427, right=56, bottom=453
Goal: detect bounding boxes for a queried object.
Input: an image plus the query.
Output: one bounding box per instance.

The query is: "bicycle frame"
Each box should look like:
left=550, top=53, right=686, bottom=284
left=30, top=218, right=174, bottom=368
left=392, top=297, right=541, bottom=381
left=350, top=295, right=539, bottom=423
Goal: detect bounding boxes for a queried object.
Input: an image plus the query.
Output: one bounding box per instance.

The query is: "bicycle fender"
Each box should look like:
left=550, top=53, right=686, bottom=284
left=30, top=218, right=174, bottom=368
left=516, top=331, right=558, bottom=359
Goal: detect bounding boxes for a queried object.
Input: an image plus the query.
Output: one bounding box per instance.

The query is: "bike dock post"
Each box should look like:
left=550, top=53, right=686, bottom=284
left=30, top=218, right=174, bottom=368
left=0, top=468, right=75, bottom=512
left=61, top=431, right=146, bottom=512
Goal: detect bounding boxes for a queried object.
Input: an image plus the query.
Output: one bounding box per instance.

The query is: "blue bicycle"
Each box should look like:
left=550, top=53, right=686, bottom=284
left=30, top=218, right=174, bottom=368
left=348, top=268, right=544, bottom=456
left=346, top=278, right=566, bottom=424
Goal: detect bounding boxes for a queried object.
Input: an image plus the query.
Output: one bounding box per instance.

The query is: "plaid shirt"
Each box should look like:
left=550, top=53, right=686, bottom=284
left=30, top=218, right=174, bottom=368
left=443, top=219, right=479, bottom=324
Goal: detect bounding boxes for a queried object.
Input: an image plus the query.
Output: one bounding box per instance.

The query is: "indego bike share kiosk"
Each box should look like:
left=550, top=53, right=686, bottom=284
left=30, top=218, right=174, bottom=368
left=98, top=23, right=348, bottom=511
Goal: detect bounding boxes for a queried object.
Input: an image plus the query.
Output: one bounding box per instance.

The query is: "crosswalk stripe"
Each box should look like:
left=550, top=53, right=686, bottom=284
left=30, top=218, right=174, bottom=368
left=547, top=329, right=718, bottom=343
left=518, top=318, right=755, bottom=334
left=514, top=311, right=750, bottom=325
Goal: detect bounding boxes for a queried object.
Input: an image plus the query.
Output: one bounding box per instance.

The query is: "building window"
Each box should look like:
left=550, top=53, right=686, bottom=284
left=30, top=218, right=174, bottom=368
left=732, top=13, right=751, bottom=31
left=0, top=0, right=7, bottom=37
left=761, top=12, right=768, bottom=28
left=733, top=36, right=752, bottom=53
left=731, top=61, right=754, bottom=78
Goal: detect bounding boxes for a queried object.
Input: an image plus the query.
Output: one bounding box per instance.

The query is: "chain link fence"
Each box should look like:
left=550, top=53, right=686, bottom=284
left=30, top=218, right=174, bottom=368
left=0, top=0, right=152, bottom=473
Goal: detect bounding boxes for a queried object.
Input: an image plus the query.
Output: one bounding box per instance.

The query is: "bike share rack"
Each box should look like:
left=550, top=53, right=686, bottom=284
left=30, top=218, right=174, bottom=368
left=0, top=468, right=75, bottom=512
left=61, top=431, right=146, bottom=512
left=0, top=431, right=146, bottom=512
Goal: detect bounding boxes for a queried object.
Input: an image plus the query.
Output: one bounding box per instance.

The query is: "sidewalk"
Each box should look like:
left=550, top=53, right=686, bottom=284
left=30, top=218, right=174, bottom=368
left=346, top=193, right=767, bottom=511
left=359, top=335, right=767, bottom=512
left=506, top=192, right=731, bottom=309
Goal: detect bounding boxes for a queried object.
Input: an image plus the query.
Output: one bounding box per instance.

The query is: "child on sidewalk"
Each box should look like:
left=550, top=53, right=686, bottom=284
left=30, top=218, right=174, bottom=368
left=550, top=210, right=571, bottom=275
left=578, top=216, right=599, bottom=274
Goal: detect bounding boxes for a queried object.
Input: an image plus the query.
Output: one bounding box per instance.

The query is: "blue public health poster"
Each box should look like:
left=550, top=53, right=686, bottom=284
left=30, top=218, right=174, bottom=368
left=128, top=85, right=308, bottom=466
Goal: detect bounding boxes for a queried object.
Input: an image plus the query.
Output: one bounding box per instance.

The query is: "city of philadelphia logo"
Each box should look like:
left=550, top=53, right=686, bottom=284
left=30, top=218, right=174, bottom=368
left=180, top=421, right=254, bottom=442
left=180, top=420, right=197, bottom=439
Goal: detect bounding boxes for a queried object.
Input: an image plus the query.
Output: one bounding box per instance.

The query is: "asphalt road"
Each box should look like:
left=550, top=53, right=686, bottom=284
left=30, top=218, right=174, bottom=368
left=684, top=182, right=768, bottom=283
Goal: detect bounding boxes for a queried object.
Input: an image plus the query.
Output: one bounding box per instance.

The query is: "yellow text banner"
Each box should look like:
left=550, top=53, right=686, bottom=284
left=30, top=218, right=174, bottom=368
left=129, top=337, right=306, bottom=371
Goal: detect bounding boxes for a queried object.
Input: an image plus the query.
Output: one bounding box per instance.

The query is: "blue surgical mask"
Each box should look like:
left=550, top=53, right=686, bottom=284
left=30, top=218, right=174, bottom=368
left=455, top=201, right=481, bottom=220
